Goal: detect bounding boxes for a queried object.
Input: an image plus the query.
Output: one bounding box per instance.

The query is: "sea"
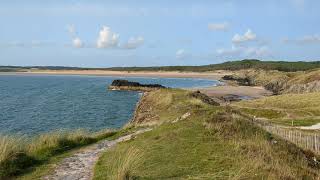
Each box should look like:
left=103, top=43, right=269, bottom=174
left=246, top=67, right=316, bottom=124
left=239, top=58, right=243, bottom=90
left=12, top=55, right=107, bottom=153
left=0, top=74, right=220, bottom=136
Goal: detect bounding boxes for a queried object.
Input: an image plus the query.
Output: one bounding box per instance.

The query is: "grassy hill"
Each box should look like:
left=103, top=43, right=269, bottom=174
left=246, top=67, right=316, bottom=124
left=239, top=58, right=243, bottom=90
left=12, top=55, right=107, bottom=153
left=94, top=89, right=320, bottom=179
left=2, top=59, right=320, bottom=72
left=106, top=59, right=320, bottom=72
left=225, top=68, right=320, bottom=94
left=234, top=92, right=320, bottom=126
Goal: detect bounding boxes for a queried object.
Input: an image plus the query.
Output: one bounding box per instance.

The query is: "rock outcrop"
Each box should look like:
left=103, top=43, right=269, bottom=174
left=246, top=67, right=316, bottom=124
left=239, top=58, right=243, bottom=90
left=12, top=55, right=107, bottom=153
left=189, top=91, right=220, bottom=106
left=108, top=79, right=166, bottom=91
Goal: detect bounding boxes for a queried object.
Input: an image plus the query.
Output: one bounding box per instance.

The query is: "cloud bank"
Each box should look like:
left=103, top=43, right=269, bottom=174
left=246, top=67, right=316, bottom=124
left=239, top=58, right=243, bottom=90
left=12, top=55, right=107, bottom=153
left=121, top=36, right=144, bottom=49
left=283, top=34, right=320, bottom=45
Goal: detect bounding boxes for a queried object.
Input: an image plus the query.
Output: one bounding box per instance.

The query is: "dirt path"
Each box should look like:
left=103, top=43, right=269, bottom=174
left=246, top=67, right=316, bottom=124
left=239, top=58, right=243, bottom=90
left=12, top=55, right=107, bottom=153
left=43, top=128, right=152, bottom=180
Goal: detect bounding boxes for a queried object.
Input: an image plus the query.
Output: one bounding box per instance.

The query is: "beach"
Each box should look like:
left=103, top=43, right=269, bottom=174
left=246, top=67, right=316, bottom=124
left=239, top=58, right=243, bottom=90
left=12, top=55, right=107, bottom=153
left=2, top=70, right=272, bottom=99
left=9, top=70, right=229, bottom=79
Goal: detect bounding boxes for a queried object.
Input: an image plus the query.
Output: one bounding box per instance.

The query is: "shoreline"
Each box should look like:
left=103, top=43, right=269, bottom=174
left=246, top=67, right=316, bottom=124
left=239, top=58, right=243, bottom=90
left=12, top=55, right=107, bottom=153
left=0, top=70, right=272, bottom=99
left=0, top=70, right=229, bottom=80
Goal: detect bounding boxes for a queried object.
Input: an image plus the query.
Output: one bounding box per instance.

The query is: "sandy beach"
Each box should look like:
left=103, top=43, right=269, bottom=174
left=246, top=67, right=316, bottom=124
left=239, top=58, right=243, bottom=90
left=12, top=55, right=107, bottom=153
left=11, top=70, right=230, bottom=80
left=196, top=85, right=273, bottom=99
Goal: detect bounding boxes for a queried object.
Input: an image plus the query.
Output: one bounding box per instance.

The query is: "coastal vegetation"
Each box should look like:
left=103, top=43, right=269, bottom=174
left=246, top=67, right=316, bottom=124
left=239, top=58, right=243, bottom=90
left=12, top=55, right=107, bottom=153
left=2, top=59, right=320, bottom=72
left=234, top=92, right=320, bottom=126
left=0, top=129, right=117, bottom=179
left=94, top=89, right=320, bottom=179
left=106, top=59, right=320, bottom=72
left=224, top=68, right=320, bottom=94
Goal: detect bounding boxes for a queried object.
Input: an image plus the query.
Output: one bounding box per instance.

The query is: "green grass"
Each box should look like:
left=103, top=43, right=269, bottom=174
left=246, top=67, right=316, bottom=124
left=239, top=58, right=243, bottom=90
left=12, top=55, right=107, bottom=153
left=0, top=129, right=117, bottom=179
left=239, top=107, right=286, bottom=119
left=270, top=118, right=320, bottom=127
left=94, top=89, right=320, bottom=179
left=234, top=92, right=320, bottom=126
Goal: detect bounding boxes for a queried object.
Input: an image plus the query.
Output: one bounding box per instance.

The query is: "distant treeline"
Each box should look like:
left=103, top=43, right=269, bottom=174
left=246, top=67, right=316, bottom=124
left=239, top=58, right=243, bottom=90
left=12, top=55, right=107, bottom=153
left=107, top=60, right=320, bottom=72
left=1, top=59, right=320, bottom=72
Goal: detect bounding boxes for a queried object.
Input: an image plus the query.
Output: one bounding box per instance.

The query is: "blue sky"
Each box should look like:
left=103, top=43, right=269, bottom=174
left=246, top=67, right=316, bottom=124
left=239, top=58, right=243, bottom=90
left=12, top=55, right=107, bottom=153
left=0, top=0, right=319, bottom=67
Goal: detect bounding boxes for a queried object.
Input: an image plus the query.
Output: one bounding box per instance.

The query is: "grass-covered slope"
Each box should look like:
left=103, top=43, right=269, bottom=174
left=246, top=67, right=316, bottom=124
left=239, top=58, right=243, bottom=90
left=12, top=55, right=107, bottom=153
left=94, top=89, right=320, bottom=179
left=226, top=68, right=320, bottom=94
left=234, top=92, right=320, bottom=126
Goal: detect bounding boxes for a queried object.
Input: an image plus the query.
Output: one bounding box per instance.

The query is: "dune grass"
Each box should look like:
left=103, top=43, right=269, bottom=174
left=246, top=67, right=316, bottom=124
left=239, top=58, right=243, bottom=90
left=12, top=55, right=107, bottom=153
left=234, top=92, right=320, bottom=126
left=94, top=89, right=320, bottom=179
left=0, top=129, right=117, bottom=179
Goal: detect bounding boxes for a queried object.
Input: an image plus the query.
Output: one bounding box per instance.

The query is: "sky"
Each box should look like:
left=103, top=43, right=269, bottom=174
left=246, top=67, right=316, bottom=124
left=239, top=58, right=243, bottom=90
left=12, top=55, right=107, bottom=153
left=0, top=0, right=319, bottom=67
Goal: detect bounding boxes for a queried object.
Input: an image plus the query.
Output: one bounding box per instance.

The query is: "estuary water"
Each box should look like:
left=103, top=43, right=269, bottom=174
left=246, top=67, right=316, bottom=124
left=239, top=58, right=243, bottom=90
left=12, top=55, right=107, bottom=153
left=0, top=74, right=219, bottom=135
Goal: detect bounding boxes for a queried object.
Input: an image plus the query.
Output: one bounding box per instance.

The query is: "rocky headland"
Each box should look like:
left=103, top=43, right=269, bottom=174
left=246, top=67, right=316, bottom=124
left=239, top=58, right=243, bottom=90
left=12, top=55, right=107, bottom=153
left=108, top=79, right=167, bottom=92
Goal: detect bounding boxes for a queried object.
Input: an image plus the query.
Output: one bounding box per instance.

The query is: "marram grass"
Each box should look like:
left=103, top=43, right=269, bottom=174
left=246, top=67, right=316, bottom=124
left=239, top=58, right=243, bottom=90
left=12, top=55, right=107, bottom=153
left=0, top=129, right=116, bottom=178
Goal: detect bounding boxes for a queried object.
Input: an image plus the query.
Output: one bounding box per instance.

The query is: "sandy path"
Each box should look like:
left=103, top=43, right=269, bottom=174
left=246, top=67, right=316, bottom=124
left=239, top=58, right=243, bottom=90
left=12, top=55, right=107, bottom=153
left=43, top=128, right=152, bottom=180
left=300, top=123, right=320, bottom=130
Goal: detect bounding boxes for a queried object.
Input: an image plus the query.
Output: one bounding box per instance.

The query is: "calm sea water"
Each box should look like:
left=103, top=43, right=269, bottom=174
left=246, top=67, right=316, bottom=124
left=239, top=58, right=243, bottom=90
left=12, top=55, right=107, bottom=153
left=0, top=75, right=219, bottom=135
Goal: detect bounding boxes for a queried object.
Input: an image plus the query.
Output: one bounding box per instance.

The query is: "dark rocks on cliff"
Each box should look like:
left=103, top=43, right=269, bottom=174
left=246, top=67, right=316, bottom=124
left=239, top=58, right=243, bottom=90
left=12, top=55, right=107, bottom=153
left=110, top=79, right=166, bottom=88
left=189, top=91, right=220, bottom=106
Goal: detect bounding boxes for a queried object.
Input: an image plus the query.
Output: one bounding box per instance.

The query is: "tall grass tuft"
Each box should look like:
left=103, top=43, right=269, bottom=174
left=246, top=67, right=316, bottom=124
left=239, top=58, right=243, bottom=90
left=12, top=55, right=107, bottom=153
left=101, top=147, right=143, bottom=180
left=0, top=129, right=116, bottom=179
left=116, top=148, right=143, bottom=180
left=0, top=135, right=35, bottom=177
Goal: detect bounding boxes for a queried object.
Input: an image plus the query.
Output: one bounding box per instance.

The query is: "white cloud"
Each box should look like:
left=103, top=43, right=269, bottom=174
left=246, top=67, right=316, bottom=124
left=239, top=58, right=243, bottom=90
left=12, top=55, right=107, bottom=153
left=216, top=46, right=272, bottom=58
left=208, top=22, right=230, bottom=31
left=97, top=26, right=119, bottom=48
left=66, top=24, right=84, bottom=48
left=176, top=49, right=189, bottom=59
left=122, top=36, right=144, bottom=49
left=216, top=45, right=241, bottom=56
left=73, top=37, right=83, bottom=48
left=232, top=29, right=257, bottom=44
left=67, top=24, right=76, bottom=35
left=283, top=34, right=320, bottom=45
left=300, top=34, right=320, bottom=43
left=245, top=46, right=271, bottom=57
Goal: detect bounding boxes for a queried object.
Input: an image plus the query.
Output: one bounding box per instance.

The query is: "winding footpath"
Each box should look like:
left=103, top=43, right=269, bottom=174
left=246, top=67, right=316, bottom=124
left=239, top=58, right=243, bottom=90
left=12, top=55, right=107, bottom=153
left=43, top=128, right=152, bottom=180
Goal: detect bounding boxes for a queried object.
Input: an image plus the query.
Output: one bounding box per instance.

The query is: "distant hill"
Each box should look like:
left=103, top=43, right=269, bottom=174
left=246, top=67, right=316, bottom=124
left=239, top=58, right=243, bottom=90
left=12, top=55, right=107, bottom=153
left=1, top=59, right=320, bottom=72
left=106, top=59, right=320, bottom=72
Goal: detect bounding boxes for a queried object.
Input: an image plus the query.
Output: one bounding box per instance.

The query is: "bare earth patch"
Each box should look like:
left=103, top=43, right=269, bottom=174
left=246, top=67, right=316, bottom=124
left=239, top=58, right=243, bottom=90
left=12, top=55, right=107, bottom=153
left=43, top=128, right=151, bottom=180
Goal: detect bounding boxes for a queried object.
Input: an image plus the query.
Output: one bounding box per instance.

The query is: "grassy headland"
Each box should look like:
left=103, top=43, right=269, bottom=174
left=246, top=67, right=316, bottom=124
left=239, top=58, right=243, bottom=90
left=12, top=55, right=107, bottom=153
left=94, top=89, right=320, bottom=179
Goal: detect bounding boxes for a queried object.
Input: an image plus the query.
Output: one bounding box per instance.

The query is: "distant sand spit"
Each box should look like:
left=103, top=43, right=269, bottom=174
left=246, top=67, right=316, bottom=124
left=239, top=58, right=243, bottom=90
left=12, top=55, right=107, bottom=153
left=2, top=70, right=230, bottom=80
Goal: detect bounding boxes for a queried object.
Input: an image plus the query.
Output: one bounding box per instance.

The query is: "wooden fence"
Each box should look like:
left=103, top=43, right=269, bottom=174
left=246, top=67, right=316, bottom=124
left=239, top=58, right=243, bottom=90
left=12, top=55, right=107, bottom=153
left=254, top=118, right=320, bottom=154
